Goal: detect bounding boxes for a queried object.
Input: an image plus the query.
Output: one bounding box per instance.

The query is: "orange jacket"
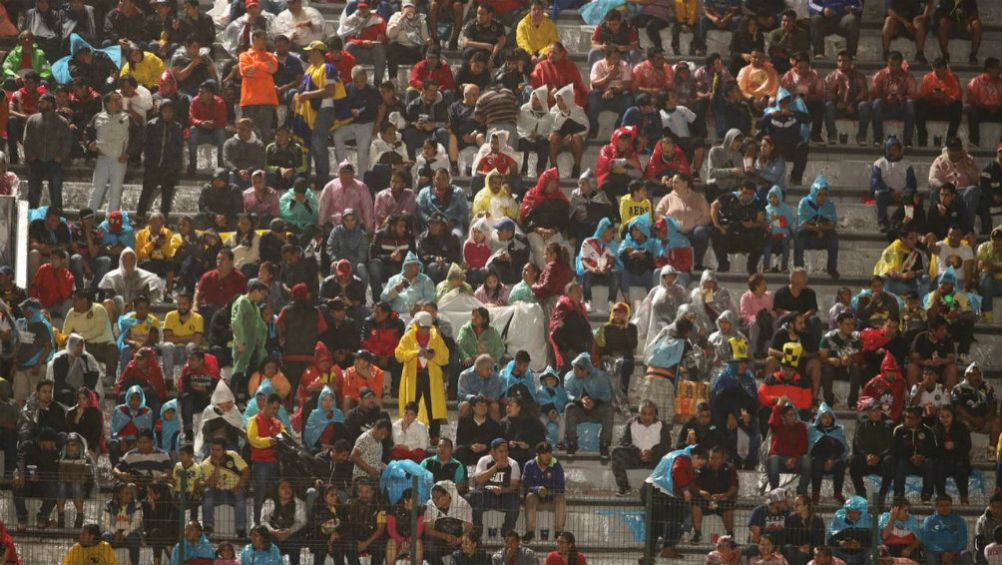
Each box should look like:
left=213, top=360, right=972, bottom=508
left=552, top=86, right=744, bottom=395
left=238, top=48, right=279, bottom=107
left=919, top=69, right=962, bottom=104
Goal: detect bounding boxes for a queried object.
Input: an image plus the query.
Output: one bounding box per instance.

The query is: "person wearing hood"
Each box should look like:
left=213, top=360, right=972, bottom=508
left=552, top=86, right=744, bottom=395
left=644, top=445, right=709, bottom=559
left=976, top=496, right=1002, bottom=565
left=808, top=402, right=849, bottom=503
left=870, top=135, right=917, bottom=230
left=516, top=85, right=552, bottom=177
left=381, top=251, right=436, bottom=314
left=279, top=178, right=319, bottom=232
left=47, top=333, right=102, bottom=406
left=11, top=298, right=54, bottom=405
left=109, top=384, right=152, bottom=466
left=548, top=82, right=589, bottom=178
left=711, top=339, right=761, bottom=468
left=168, top=521, right=216, bottom=565
left=707, top=310, right=746, bottom=374
left=795, top=175, right=840, bottom=279
left=923, top=267, right=975, bottom=357
left=619, top=214, right=658, bottom=297
left=858, top=350, right=907, bottom=421
left=577, top=217, right=621, bottom=312
left=952, top=362, right=1000, bottom=446
left=548, top=280, right=594, bottom=369
left=277, top=281, right=329, bottom=397
left=562, top=352, right=614, bottom=458
left=597, top=302, right=638, bottom=395
left=871, top=51, right=916, bottom=147
left=196, top=380, right=244, bottom=455
left=644, top=131, right=692, bottom=183
left=586, top=47, right=635, bottom=138
left=827, top=496, right=872, bottom=565
left=634, top=265, right=690, bottom=352
left=292, top=342, right=343, bottom=433
left=116, top=343, right=167, bottom=410
left=762, top=185, right=795, bottom=272
left=86, top=90, right=130, bottom=211
left=54, top=430, right=93, bottom=530
left=922, top=495, right=968, bottom=565
left=521, top=169, right=571, bottom=253
left=595, top=126, right=642, bottom=199
left=757, top=87, right=810, bottom=186
left=197, top=167, right=244, bottom=229
left=240, top=525, right=284, bottom=565
left=223, top=117, right=266, bottom=189
left=706, top=127, right=748, bottom=202
left=426, top=480, right=474, bottom=565
left=396, top=311, right=449, bottom=440
left=690, top=270, right=738, bottom=334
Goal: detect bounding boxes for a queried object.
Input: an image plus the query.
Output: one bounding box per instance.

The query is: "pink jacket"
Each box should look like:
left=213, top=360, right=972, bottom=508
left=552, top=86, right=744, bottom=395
left=928, top=151, right=980, bottom=190
left=740, top=289, right=774, bottom=325
left=373, top=187, right=417, bottom=229
left=317, top=178, right=375, bottom=231
left=654, top=188, right=710, bottom=233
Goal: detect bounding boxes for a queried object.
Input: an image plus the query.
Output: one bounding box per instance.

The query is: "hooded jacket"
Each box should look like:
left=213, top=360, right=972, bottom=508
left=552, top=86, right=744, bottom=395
left=157, top=398, right=180, bottom=453
left=519, top=168, right=569, bottom=231
left=646, top=444, right=697, bottom=497
left=858, top=352, right=907, bottom=421
left=764, top=186, right=795, bottom=238
left=807, top=402, right=848, bottom=463
left=871, top=136, right=917, bottom=195
left=304, top=386, right=346, bottom=450
left=110, top=385, right=153, bottom=441
left=168, top=532, right=216, bottom=565
left=595, top=126, right=642, bottom=187
left=143, top=107, right=183, bottom=172
left=706, top=128, right=746, bottom=191
left=548, top=83, right=589, bottom=132
left=827, top=496, right=873, bottom=549
left=563, top=353, right=613, bottom=405
left=1, top=42, right=52, bottom=80
left=797, top=175, right=838, bottom=229
left=380, top=251, right=437, bottom=314
left=644, top=138, right=692, bottom=180
left=195, top=380, right=244, bottom=454
left=517, top=86, right=553, bottom=139
left=361, top=308, right=406, bottom=358
left=923, top=510, right=968, bottom=554
left=757, top=87, right=810, bottom=146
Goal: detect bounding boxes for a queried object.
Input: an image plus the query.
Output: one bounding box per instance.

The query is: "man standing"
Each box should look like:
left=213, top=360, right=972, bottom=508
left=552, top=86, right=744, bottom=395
left=22, top=93, right=71, bottom=209
left=138, top=100, right=184, bottom=218
left=294, top=41, right=344, bottom=186
left=230, top=281, right=270, bottom=399
left=246, top=392, right=286, bottom=523
left=239, top=29, right=279, bottom=142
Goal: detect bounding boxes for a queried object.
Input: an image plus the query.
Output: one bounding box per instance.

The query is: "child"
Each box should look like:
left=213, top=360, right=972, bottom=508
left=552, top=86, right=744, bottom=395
left=536, top=367, right=568, bottom=446
left=596, top=303, right=639, bottom=396
left=172, top=443, right=204, bottom=521
left=56, top=432, right=94, bottom=529
left=828, top=287, right=853, bottom=330
left=464, top=219, right=492, bottom=289
left=247, top=357, right=292, bottom=402
left=901, top=291, right=928, bottom=346
left=568, top=169, right=616, bottom=246
left=214, top=542, right=239, bottom=565
left=156, top=399, right=181, bottom=458
left=762, top=186, right=794, bottom=272
left=143, top=482, right=179, bottom=565
left=619, top=181, right=653, bottom=235
left=311, top=484, right=347, bottom=565
left=385, top=488, right=424, bottom=565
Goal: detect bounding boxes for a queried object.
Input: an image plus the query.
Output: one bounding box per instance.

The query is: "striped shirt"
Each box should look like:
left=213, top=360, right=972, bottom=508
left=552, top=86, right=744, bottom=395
left=475, top=89, right=519, bottom=127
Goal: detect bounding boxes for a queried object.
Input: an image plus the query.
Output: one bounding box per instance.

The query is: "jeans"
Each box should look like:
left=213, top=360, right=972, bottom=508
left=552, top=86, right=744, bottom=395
left=90, top=155, right=127, bottom=211
left=824, top=100, right=871, bottom=141
left=894, top=459, right=935, bottom=498
left=586, top=91, right=634, bottom=133
left=810, top=458, right=847, bottom=495
left=469, top=490, right=520, bottom=535
left=27, top=159, right=63, bottom=209
left=873, top=99, right=916, bottom=143
left=138, top=166, right=179, bottom=217
left=332, top=120, right=374, bottom=182
left=564, top=402, right=614, bottom=448
left=69, top=255, right=113, bottom=292
left=346, top=42, right=386, bottom=84
left=13, top=479, right=57, bottom=521
left=694, top=15, right=739, bottom=51
left=794, top=230, right=839, bottom=272
left=915, top=99, right=962, bottom=145
left=874, top=190, right=896, bottom=227
left=810, top=13, right=860, bottom=56
left=635, top=14, right=672, bottom=51
left=242, top=104, right=276, bottom=142
left=581, top=271, right=620, bottom=306
left=762, top=237, right=791, bottom=270
left=967, top=105, right=1002, bottom=145
left=682, top=225, right=712, bottom=268
left=188, top=127, right=226, bottom=169
left=619, top=269, right=653, bottom=298
left=642, top=484, right=687, bottom=551
left=935, top=457, right=970, bottom=498
left=202, top=487, right=247, bottom=532
left=766, top=454, right=810, bottom=494
left=160, top=341, right=196, bottom=389
left=980, top=275, right=1002, bottom=314
left=849, top=452, right=893, bottom=500
left=103, top=531, right=141, bottom=565
left=252, top=460, right=278, bottom=523
left=611, top=445, right=657, bottom=490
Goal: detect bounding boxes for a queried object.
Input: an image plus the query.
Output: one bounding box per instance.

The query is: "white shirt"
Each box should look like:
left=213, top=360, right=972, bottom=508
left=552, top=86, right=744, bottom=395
left=393, top=418, right=430, bottom=450
left=984, top=543, right=1002, bottom=565
left=660, top=106, right=696, bottom=138
left=910, top=383, right=951, bottom=410
left=272, top=6, right=326, bottom=46
left=474, top=455, right=521, bottom=481
left=629, top=420, right=664, bottom=452
left=935, top=240, right=974, bottom=283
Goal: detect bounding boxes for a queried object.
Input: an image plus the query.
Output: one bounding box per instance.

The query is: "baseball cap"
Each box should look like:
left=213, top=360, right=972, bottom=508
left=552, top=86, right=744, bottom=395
left=304, top=40, right=328, bottom=53
left=766, top=488, right=787, bottom=504
left=490, top=438, right=507, bottom=450
left=335, top=259, right=352, bottom=276
left=359, top=387, right=375, bottom=399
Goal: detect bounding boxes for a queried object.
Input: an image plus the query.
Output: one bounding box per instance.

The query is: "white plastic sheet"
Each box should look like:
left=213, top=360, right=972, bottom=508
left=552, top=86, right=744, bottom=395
left=437, top=291, right=549, bottom=372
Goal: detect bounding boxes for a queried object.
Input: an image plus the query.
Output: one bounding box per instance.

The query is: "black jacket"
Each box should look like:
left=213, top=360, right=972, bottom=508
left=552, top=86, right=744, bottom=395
left=143, top=116, right=184, bottom=173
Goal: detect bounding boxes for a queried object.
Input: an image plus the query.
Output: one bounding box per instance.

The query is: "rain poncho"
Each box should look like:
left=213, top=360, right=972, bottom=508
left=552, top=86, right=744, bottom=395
left=877, top=510, right=922, bottom=550
left=381, top=251, right=436, bottom=314
left=471, top=169, right=519, bottom=221
left=516, top=85, right=553, bottom=139
left=98, top=247, right=164, bottom=303
left=645, top=444, right=695, bottom=496
left=230, top=291, right=267, bottom=376
left=827, top=496, right=873, bottom=545
left=536, top=367, right=568, bottom=414
left=195, top=380, right=244, bottom=454
left=499, top=359, right=539, bottom=404
left=759, top=87, right=810, bottom=145
left=563, top=353, right=612, bottom=404
left=706, top=310, right=746, bottom=370
left=595, top=126, right=641, bottom=187
left=576, top=217, right=622, bottom=275
left=634, top=266, right=690, bottom=352
left=689, top=270, right=737, bottom=334
left=116, top=347, right=167, bottom=403
left=858, top=351, right=907, bottom=421
left=619, top=215, right=658, bottom=275
left=764, top=186, right=795, bottom=238
left=710, top=357, right=758, bottom=420
left=243, top=380, right=292, bottom=431
left=425, top=480, right=473, bottom=527
left=157, top=399, right=181, bottom=454
left=110, top=384, right=153, bottom=441
left=16, top=299, right=55, bottom=367
left=304, top=386, right=345, bottom=450
left=52, top=33, right=122, bottom=85
left=47, top=335, right=102, bottom=397
left=471, top=129, right=522, bottom=175
left=395, top=321, right=450, bottom=425
left=797, top=175, right=838, bottom=229
left=645, top=310, right=690, bottom=371
left=548, top=83, right=589, bottom=133
left=169, top=532, right=216, bottom=564
left=518, top=167, right=569, bottom=226
left=807, top=402, right=848, bottom=463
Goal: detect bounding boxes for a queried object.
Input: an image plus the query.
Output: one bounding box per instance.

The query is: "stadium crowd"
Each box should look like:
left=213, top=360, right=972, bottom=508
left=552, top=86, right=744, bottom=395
left=0, top=0, right=1000, bottom=563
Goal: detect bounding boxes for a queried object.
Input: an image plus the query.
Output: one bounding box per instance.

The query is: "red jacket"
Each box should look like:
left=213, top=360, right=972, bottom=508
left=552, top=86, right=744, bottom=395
left=409, top=60, right=457, bottom=92
left=768, top=402, right=808, bottom=457
left=595, top=126, right=641, bottom=187
left=532, top=260, right=573, bottom=302
left=757, top=371, right=813, bottom=411
left=857, top=351, right=906, bottom=421
left=360, top=310, right=405, bottom=358
left=644, top=140, right=691, bottom=180
left=670, top=455, right=696, bottom=495
left=30, top=264, right=74, bottom=308
left=343, top=16, right=386, bottom=46
left=189, top=94, right=228, bottom=129
left=326, top=50, right=357, bottom=84
left=249, top=412, right=282, bottom=462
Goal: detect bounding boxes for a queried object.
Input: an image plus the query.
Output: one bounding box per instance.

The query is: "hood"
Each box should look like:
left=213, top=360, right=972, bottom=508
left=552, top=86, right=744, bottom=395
left=482, top=169, right=508, bottom=196
left=659, top=264, right=680, bottom=287
left=938, top=265, right=958, bottom=287
left=774, top=86, right=792, bottom=105
left=529, top=85, right=549, bottom=113
left=61, top=432, right=90, bottom=457
left=69, top=33, right=96, bottom=57
left=766, top=185, right=785, bottom=206
left=342, top=208, right=359, bottom=230
left=161, top=397, right=179, bottom=420
left=118, top=248, right=137, bottom=272
left=538, top=366, right=561, bottom=386
left=609, top=125, right=638, bottom=146
left=715, top=310, right=739, bottom=332
left=66, top=332, right=84, bottom=353
left=468, top=217, right=490, bottom=244
left=432, top=480, right=465, bottom=507
left=592, top=217, right=615, bottom=241
left=625, top=214, right=652, bottom=240
left=554, top=84, right=576, bottom=107
left=721, top=128, right=744, bottom=151
left=571, top=352, right=594, bottom=374
left=255, top=379, right=276, bottom=399
left=313, top=342, right=332, bottom=367
left=125, top=384, right=147, bottom=409
left=532, top=167, right=562, bottom=194
left=159, top=70, right=178, bottom=95
left=883, top=135, right=903, bottom=162
left=880, top=351, right=900, bottom=375
left=401, top=250, right=423, bottom=274
left=488, top=129, right=511, bottom=150
left=813, top=401, right=838, bottom=427
left=808, top=175, right=830, bottom=201
left=844, top=495, right=868, bottom=514
left=700, top=269, right=718, bottom=286
left=210, top=379, right=236, bottom=406
left=99, top=210, right=133, bottom=234
left=318, top=385, right=337, bottom=406
left=445, top=262, right=466, bottom=282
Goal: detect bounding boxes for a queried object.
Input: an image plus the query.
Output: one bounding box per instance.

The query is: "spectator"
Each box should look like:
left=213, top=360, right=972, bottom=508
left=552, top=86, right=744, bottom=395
left=563, top=353, right=614, bottom=459
left=976, top=226, right=1002, bottom=323
left=923, top=495, right=970, bottom=565
left=892, top=406, right=937, bottom=500
left=644, top=445, right=708, bottom=559
left=749, top=488, right=791, bottom=544
left=827, top=496, right=872, bottom=565
left=335, top=67, right=380, bottom=182
left=934, top=406, right=972, bottom=503
left=766, top=401, right=810, bottom=495
left=808, top=0, right=861, bottom=58
left=22, top=91, right=71, bottom=210
left=691, top=445, right=739, bottom=543
left=86, top=91, right=130, bottom=212
left=187, top=81, right=228, bottom=173
left=711, top=342, right=761, bottom=468
left=396, top=311, right=449, bottom=440
left=530, top=42, right=588, bottom=110
left=241, top=525, right=283, bottom=565
left=824, top=51, right=871, bottom=146
left=224, top=118, right=267, bottom=189
left=795, top=176, right=840, bottom=278
left=706, top=535, right=743, bottom=565
left=426, top=481, right=474, bottom=565
left=710, top=181, right=766, bottom=274
left=781, top=53, right=826, bottom=143
left=100, top=482, right=142, bottom=565
left=966, top=58, right=1002, bottom=147
left=934, top=0, right=982, bottom=64
left=470, top=438, right=521, bottom=536
left=766, top=11, right=809, bottom=74
left=929, top=137, right=985, bottom=231
left=807, top=403, right=848, bottom=503
left=737, top=50, right=780, bottom=111
left=870, top=136, right=918, bottom=232
left=65, top=522, right=117, bottom=563
left=783, top=495, right=826, bottom=565
left=695, top=0, right=741, bottom=55
left=883, top=0, right=930, bottom=63
left=587, top=48, right=635, bottom=138
left=871, top=51, right=916, bottom=148
left=515, top=1, right=557, bottom=61
left=878, top=498, right=922, bottom=558
left=239, top=30, right=279, bottom=141
left=916, top=58, right=962, bottom=148
left=521, top=441, right=565, bottom=542
left=751, top=534, right=789, bottom=565
left=975, top=497, right=1002, bottom=565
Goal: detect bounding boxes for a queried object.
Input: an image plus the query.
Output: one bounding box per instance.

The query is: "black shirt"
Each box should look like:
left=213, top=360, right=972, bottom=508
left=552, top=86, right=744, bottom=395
left=910, top=330, right=956, bottom=361
left=462, top=18, right=506, bottom=47
left=771, top=326, right=819, bottom=354
left=773, top=286, right=819, bottom=315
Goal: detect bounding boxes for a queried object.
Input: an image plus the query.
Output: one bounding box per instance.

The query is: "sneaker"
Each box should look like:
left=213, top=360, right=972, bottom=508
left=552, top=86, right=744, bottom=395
left=616, top=486, right=633, bottom=497
left=690, top=531, right=702, bottom=544
left=600, top=445, right=610, bottom=461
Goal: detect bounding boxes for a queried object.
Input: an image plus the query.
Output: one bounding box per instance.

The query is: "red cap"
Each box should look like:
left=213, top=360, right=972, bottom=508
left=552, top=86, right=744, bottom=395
left=335, top=259, right=352, bottom=276
left=357, top=1, right=369, bottom=8
left=291, top=283, right=308, bottom=300
left=246, top=0, right=260, bottom=8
